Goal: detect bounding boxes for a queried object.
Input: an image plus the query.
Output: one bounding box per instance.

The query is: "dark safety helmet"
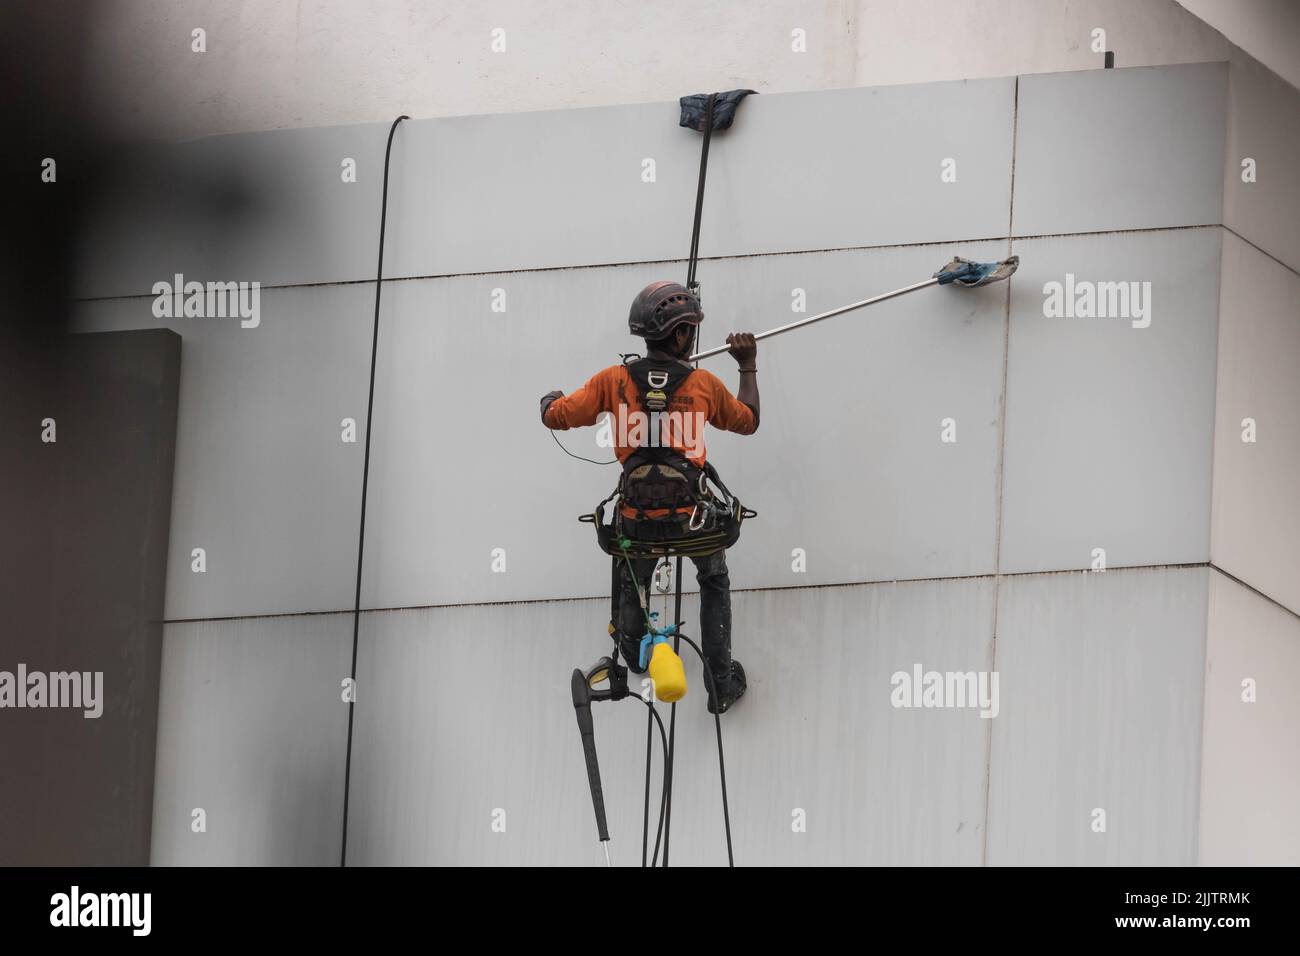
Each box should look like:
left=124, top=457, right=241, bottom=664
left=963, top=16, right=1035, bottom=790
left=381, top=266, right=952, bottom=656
left=628, top=281, right=703, bottom=339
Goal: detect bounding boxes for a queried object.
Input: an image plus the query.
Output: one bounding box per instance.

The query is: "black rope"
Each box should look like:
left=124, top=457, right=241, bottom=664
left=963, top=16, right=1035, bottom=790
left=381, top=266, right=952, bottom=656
left=606, top=545, right=731, bottom=867
left=642, top=701, right=653, bottom=867
left=676, top=633, right=734, bottom=865
left=340, top=114, right=408, bottom=867
left=612, top=548, right=673, bottom=867
left=628, top=559, right=734, bottom=867
left=661, top=91, right=718, bottom=869
left=626, top=676, right=671, bottom=869
left=582, top=91, right=736, bottom=867
left=642, top=697, right=670, bottom=866
left=662, top=555, right=684, bottom=866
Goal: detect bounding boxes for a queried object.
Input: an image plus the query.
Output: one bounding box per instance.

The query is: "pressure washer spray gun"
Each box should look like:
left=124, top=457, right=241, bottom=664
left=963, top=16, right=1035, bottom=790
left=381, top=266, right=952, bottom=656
left=569, top=618, right=687, bottom=866
left=570, top=656, right=627, bottom=866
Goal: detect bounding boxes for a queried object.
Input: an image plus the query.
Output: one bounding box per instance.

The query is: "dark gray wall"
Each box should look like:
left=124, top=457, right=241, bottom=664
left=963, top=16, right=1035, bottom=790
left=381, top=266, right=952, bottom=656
left=0, top=329, right=179, bottom=865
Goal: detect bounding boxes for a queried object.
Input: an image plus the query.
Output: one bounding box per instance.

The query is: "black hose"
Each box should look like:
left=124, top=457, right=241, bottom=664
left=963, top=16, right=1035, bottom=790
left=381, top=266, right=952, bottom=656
left=341, top=114, right=408, bottom=867
left=643, top=698, right=670, bottom=866
left=676, top=634, right=734, bottom=866
left=641, top=701, right=652, bottom=867
left=607, top=626, right=671, bottom=868
left=662, top=556, right=684, bottom=866
left=685, top=93, right=716, bottom=292
left=628, top=689, right=670, bottom=866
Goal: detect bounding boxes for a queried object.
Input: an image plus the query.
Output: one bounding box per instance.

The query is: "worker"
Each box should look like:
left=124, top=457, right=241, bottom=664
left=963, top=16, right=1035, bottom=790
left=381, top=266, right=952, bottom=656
left=540, top=281, right=759, bottom=713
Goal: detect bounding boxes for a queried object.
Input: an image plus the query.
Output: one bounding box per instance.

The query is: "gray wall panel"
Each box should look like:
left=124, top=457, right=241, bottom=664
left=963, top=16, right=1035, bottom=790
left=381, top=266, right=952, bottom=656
left=75, top=79, right=1014, bottom=299
left=987, top=567, right=1208, bottom=865
left=150, top=615, right=353, bottom=865
left=1223, top=58, right=1300, bottom=273
left=1013, top=63, right=1226, bottom=237
left=74, top=285, right=374, bottom=619
left=75, top=123, right=388, bottom=300
left=999, top=229, right=1220, bottom=573
left=1211, top=232, right=1300, bottom=615
left=387, top=77, right=1014, bottom=282
left=1199, top=571, right=1300, bottom=865
left=362, top=242, right=1009, bottom=609
left=346, top=577, right=993, bottom=865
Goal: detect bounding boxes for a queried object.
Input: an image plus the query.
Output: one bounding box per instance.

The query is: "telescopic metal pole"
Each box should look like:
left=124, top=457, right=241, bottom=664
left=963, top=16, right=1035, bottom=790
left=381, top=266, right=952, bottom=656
left=689, top=276, right=939, bottom=362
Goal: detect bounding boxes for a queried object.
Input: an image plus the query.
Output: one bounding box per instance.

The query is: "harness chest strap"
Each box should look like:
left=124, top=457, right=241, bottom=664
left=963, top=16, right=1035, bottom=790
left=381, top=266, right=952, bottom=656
left=620, top=357, right=707, bottom=517
left=624, top=356, right=694, bottom=415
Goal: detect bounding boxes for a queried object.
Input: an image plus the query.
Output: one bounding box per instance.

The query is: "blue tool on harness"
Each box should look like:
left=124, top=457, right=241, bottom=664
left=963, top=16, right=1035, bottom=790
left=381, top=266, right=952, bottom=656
left=638, top=612, right=680, bottom=669
left=639, top=612, right=687, bottom=703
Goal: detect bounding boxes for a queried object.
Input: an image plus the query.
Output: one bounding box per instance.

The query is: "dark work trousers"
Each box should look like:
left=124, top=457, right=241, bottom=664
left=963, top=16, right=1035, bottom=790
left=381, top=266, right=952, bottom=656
left=613, top=551, right=733, bottom=690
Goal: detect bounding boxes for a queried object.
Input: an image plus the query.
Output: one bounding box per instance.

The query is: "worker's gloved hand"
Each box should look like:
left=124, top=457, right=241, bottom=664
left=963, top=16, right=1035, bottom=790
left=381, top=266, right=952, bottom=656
left=726, top=332, right=757, bottom=367
left=539, top=389, right=563, bottom=423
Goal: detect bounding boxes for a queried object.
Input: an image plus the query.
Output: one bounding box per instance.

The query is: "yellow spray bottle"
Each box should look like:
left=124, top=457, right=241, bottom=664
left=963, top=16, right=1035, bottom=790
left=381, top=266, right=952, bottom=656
left=639, top=614, right=687, bottom=703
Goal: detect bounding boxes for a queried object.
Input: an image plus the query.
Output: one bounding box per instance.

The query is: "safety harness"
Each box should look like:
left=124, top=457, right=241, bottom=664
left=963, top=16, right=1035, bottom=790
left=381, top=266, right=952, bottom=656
left=580, top=355, right=756, bottom=560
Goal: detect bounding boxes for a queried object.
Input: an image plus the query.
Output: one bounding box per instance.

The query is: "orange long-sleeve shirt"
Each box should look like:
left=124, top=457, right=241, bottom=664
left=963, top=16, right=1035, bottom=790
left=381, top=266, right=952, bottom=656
left=543, top=363, right=756, bottom=466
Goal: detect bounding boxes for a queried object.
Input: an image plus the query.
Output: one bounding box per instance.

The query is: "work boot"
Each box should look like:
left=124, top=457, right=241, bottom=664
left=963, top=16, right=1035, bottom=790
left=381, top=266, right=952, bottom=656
left=706, top=660, right=747, bottom=715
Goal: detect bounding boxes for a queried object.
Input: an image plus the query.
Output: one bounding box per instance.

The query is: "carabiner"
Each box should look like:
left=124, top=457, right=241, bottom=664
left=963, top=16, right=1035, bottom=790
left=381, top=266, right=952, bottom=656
left=688, top=503, right=706, bottom=531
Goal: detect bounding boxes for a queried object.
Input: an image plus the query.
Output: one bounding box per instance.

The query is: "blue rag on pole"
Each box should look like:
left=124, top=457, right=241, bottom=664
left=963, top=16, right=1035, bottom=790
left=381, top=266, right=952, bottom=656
left=934, top=255, right=1020, bottom=287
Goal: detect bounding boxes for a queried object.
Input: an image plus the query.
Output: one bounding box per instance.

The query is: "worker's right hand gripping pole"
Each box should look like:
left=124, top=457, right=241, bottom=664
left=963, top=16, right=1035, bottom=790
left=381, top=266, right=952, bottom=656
left=571, top=669, right=610, bottom=845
